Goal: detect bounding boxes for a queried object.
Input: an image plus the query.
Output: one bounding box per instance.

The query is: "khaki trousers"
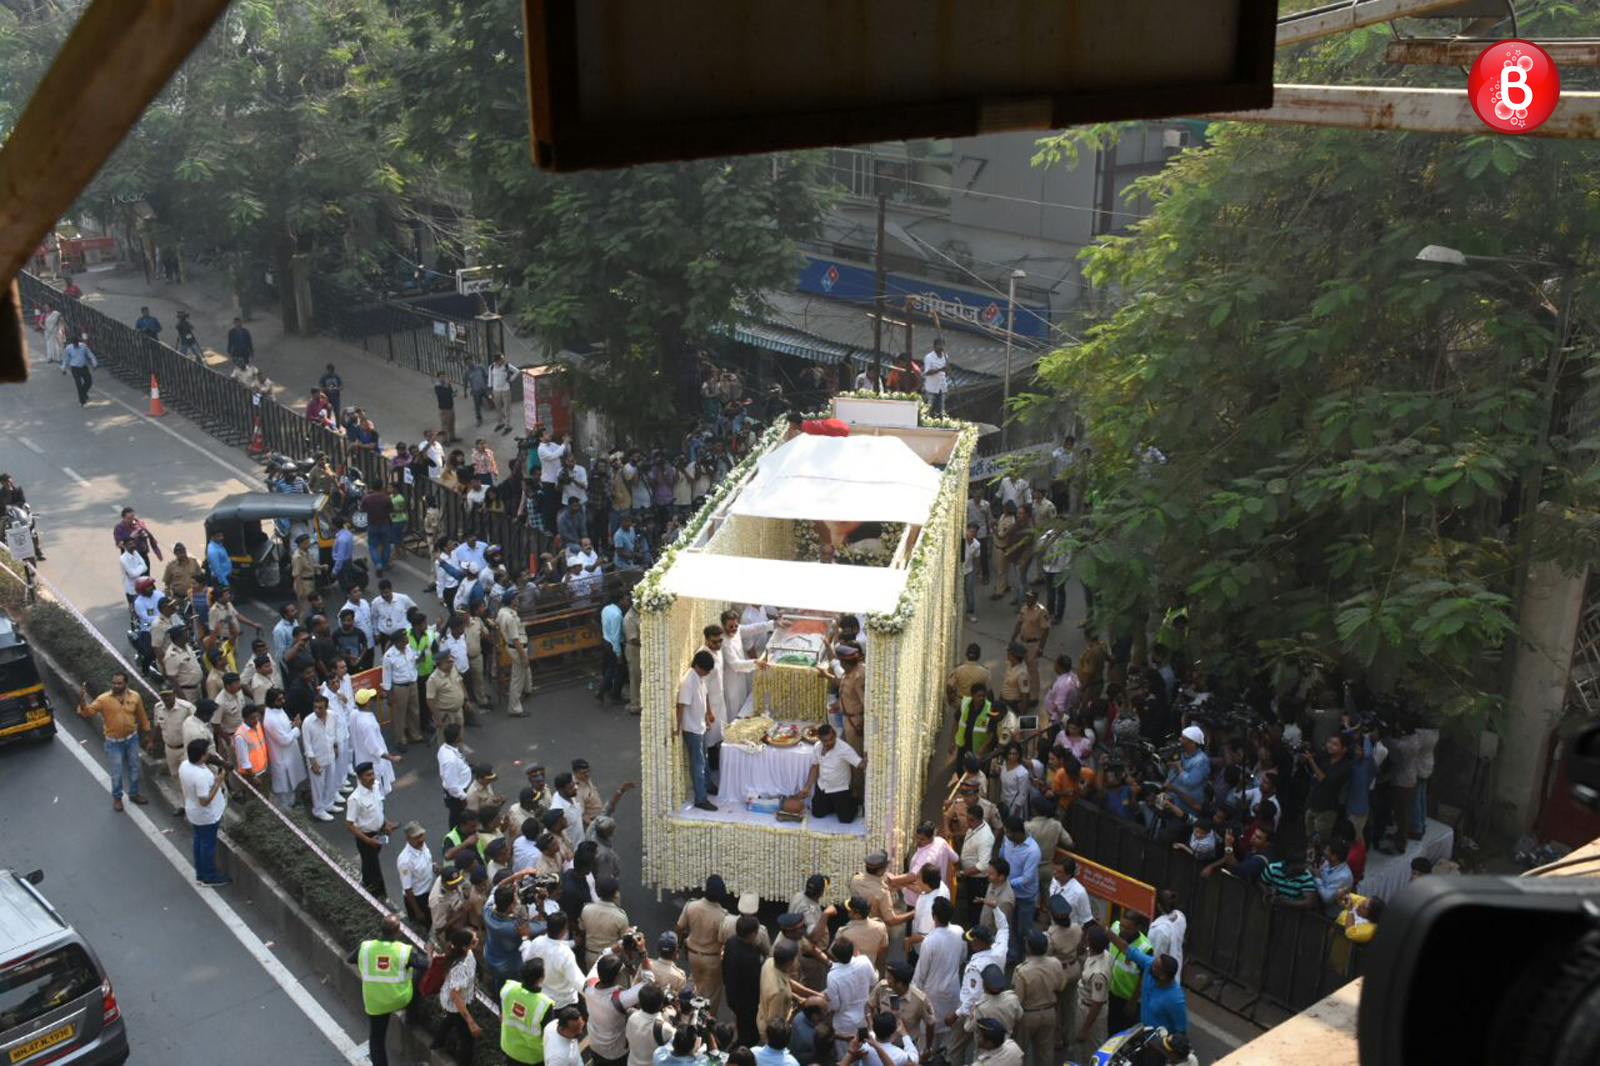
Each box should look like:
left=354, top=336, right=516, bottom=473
left=493, top=390, right=511, bottom=425
left=165, top=743, right=186, bottom=779
left=440, top=408, right=457, bottom=441
left=389, top=682, right=421, bottom=742
left=1071, top=1001, right=1107, bottom=1065
left=434, top=705, right=465, bottom=734
left=1022, top=639, right=1043, bottom=708
left=504, top=654, right=530, bottom=714
left=688, top=950, right=724, bottom=1015
left=467, top=654, right=488, bottom=709
left=625, top=643, right=641, bottom=710
left=1019, top=1008, right=1055, bottom=1066
left=1055, top=981, right=1078, bottom=1051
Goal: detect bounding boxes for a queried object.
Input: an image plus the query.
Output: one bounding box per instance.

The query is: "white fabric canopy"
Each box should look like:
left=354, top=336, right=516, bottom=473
left=661, top=553, right=908, bottom=615
left=729, top=434, right=940, bottom=524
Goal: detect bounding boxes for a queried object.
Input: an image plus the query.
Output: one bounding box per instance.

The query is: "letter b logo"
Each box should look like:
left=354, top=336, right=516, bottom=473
left=1470, top=40, right=1560, bottom=134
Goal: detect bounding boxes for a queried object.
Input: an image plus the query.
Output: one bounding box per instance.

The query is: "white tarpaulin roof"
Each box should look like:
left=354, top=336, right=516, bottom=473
left=729, top=434, right=941, bottom=524
left=661, top=554, right=909, bottom=615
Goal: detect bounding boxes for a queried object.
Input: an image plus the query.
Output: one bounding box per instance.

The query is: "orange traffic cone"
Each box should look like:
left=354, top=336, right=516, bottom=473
left=249, top=415, right=265, bottom=455
left=148, top=374, right=166, bottom=417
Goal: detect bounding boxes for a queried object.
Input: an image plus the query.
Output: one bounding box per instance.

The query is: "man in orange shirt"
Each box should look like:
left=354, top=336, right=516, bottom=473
left=77, top=672, right=153, bottom=811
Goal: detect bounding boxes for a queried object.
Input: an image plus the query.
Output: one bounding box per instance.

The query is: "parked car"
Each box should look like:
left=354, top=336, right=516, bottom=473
left=0, top=869, right=128, bottom=1065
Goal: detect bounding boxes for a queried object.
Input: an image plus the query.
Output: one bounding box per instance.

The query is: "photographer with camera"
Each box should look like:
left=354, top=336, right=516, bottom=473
left=587, top=950, right=657, bottom=1066
left=523, top=910, right=587, bottom=1011
left=485, top=871, right=548, bottom=992
left=1300, top=732, right=1352, bottom=842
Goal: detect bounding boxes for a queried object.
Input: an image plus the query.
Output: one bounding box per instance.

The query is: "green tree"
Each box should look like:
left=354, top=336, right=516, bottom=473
left=1025, top=9, right=1600, bottom=723
left=398, top=0, right=826, bottom=435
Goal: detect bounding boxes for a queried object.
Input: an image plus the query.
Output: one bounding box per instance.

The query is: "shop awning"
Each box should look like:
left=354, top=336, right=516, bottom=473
left=661, top=553, right=909, bottom=615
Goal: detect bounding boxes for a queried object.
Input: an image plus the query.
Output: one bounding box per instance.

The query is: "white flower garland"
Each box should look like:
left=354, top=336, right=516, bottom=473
left=792, top=519, right=906, bottom=568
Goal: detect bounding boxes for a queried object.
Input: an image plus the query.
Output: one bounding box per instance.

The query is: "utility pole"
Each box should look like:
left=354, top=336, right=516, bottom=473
left=872, top=191, right=886, bottom=383
left=1002, top=269, right=1025, bottom=449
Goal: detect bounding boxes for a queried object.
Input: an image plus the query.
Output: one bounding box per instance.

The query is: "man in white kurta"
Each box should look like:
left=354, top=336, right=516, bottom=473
left=321, top=667, right=357, bottom=784
left=721, top=611, right=773, bottom=720
left=913, top=916, right=966, bottom=1043
left=349, top=693, right=395, bottom=797
left=262, top=703, right=307, bottom=808
left=302, top=700, right=342, bottom=820
left=44, top=308, right=64, bottom=364
left=702, top=630, right=730, bottom=747
left=739, top=604, right=776, bottom=658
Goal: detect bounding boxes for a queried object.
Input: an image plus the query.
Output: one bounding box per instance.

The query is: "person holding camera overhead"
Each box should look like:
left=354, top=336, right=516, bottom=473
left=1301, top=732, right=1353, bottom=841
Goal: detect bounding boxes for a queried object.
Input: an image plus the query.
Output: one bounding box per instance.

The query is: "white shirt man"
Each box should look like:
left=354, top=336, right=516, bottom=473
left=911, top=922, right=965, bottom=1032
left=438, top=740, right=471, bottom=803
left=349, top=703, right=395, bottom=796
left=960, top=820, right=996, bottom=878
left=550, top=789, right=585, bottom=850
left=490, top=360, right=514, bottom=395
left=371, top=590, right=416, bottom=638
left=119, top=548, right=148, bottom=597
left=813, top=738, right=863, bottom=796
left=699, top=638, right=729, bottom=744
left=956, top=935, right=1009, bottom=1023
left=1148, top=908, right=1187, bottom=978
left=453, top=537, right=490, bottom=575
left=346, top=776, right=387, bottom=834
left=922, top=345, right=948, bottom=396
left=721, top=618, right=770, bottom=719
left=397, top=836, right=436, bottom=901
left=913, top=881, right=951, bottom=937
left=179, top=757, right=227, bottom=826
left=543, top=1015, right=585, bottom=1066
left=826, top=953, right=876, bottom=1036
left=523, top=933, right=586, bottom=1007
left=381, top=641, right=419, bottom=687
left=1048, top=872, right=1093, bottom=928
left=538, top=441, right=567, bottom=485
left=676, top=666, right=710, bottom=737
left=561, top=462, right=589, bottom=506
left=998, top=475, right=1026, bottom=510
left=262, top=705, right=306, bottom=801
left=341, top=592, right=374, bottom=643
left=437, top=629, right=469, bottom=673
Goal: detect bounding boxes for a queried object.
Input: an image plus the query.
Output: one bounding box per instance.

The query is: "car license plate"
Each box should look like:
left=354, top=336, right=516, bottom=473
left=8, top=1024, right=74, bottom=1063
left=25, top=709, right=47, bottom=722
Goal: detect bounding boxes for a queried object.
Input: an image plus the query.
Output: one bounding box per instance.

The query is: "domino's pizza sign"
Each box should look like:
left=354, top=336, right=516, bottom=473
left=821, top=264, right=840, bottom=293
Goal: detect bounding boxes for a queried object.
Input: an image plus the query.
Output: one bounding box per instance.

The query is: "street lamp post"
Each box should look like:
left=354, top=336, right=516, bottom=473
left=1002, top=268, right=1025, bottom=450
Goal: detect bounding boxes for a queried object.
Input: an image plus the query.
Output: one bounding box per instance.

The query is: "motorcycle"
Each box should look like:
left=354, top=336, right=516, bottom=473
left=1068, top=1024, right=1175, bottom=1066
left=3, top=502, right=44, bottom=561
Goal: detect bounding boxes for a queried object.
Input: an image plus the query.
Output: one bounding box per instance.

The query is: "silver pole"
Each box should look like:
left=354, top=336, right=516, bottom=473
left=1002, top=272, right=1019, bottom=450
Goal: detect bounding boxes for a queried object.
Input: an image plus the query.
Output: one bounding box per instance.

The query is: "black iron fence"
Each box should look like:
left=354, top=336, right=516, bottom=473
left=307, top=275, right=497, bottom=388
left=22, top=271, right=546, bottom=573
left=1063, top=800, right=1367, bottom=1024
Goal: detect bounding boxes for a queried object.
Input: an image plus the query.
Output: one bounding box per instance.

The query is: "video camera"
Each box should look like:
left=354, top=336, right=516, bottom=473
left=517, top=871, right=561, bottom=907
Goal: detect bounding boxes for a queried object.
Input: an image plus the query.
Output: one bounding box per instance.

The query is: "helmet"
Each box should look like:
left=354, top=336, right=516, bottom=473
left=135, top=577, right=157, bottom=595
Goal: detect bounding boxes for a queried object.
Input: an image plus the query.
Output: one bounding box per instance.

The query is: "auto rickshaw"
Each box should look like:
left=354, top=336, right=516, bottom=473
left=203, top=492, right=331, bottom=592
left=0, top=617, right=54, bottom=744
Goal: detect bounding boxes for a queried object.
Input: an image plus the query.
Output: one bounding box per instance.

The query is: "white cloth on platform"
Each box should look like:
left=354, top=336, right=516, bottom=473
left=1356, top=818, right=1454, bottom=901
left=720, top=738, right=818, bottom=801
left=263, top=706, right=306, bottom=798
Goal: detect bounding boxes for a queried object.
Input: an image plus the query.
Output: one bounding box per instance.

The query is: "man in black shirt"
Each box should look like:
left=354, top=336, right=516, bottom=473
left=434, top=371, right=459, bottom=443
left=1300, top=733, right=1352, bottom=842
left=286, top=662, right=321, bottom=720
left=308, top=615, right=342, bottom=680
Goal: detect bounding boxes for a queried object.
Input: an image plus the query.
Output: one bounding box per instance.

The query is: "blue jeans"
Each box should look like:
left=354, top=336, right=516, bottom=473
left=192, top=821, right=220, bottom=882
left=368, top=523, right=393, bottom=572
left=104, top=734, right=141, bottom=800
left=964, top=570, right=976, bottom=616
left=683, top=731, right=709, bottom=805
left=1413, top=778, right=1428, bottom=830
left=1009, top=896, right=1036, bottom=962
left=1009, top=561, right=1029, bottom=606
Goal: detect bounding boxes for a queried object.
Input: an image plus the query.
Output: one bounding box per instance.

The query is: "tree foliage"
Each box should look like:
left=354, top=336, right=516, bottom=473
left=396, top=0, right=826, bottom=433
left=1024, top=5, right=1600, bottom=725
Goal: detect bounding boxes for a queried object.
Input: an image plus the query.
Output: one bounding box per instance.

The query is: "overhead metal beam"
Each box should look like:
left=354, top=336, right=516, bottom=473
left=1199, top=85, right=1600, bottom=138
left=0, top=0, right=230, bottom=382
left=1278, top=0, right=1497, bottom=46
left=1386, top=38, right=1600, bottom=65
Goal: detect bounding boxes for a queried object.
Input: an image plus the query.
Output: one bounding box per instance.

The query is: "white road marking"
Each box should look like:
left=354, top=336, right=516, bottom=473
left=1188, top=1009, right=1245, bottom=1050
left=61, top=467, right=90, bottom=487
left=53, top=729, right=368, bottom=1063
left=18, top=435, right=44, bottom=454
left=91, top=384, right=265, bottom=488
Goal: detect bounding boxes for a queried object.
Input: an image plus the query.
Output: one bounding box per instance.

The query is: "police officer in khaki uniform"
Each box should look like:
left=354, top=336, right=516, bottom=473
left=212, top=671, right=248, bottom=749
left=426, top=655, right=468, bottom=732
left=291, top=534, right=319, bottom=607
left=676, top=875, right=731, bottom=1014
left=650, top=932, right=688, bottom=998
left=1044, top=895, right=1084, bottom=1053
left=153, top=686, right=197, bottom=778
left=1010, top=593, right=1051, bottom=711
left=1012, top=932, right=1066, bottom=1066
left=162, top=626, right=205, bottom=703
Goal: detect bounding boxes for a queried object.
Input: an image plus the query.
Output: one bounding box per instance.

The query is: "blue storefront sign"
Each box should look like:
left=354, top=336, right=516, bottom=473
left=796, top=255, right=1052, bottom=341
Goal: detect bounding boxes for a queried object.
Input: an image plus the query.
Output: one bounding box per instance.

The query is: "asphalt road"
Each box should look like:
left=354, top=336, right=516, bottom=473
left=0, top=337, right=1258, bottom=1062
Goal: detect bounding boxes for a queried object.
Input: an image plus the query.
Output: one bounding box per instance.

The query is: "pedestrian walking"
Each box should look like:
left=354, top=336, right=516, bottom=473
left=42, top=305, right=64, bottom=364
left=75, top=674, right=151, bottom=811
left=490, top=354, right=514, bottom=432
left=435, top=371, right=459, bottom=443
left=347, top=761, right=398, bottom=897
left=432, top=927, right=483, bottom=1060
left=319, top=363, right=343, bottom=416
left=351, top=914, right=428, bottom=1066
left=175, top=310, right=203, bottom=359
left=61, top=332, right=98, bottom=405
left=465, top=358, right=491, bottom=426
left=134, top=305, right=162, bottom=339
left=226, top=317, right=254, bottom=365
left=178, top=738, right=231, bottom=886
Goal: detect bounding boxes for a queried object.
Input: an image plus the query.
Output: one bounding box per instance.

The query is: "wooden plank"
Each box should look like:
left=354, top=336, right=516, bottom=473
left=1386, top=38, right=1600, bottom=66
left=1198, top=84, right=1600, bottom=139
left=0, top=0, right=230, bottom=381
